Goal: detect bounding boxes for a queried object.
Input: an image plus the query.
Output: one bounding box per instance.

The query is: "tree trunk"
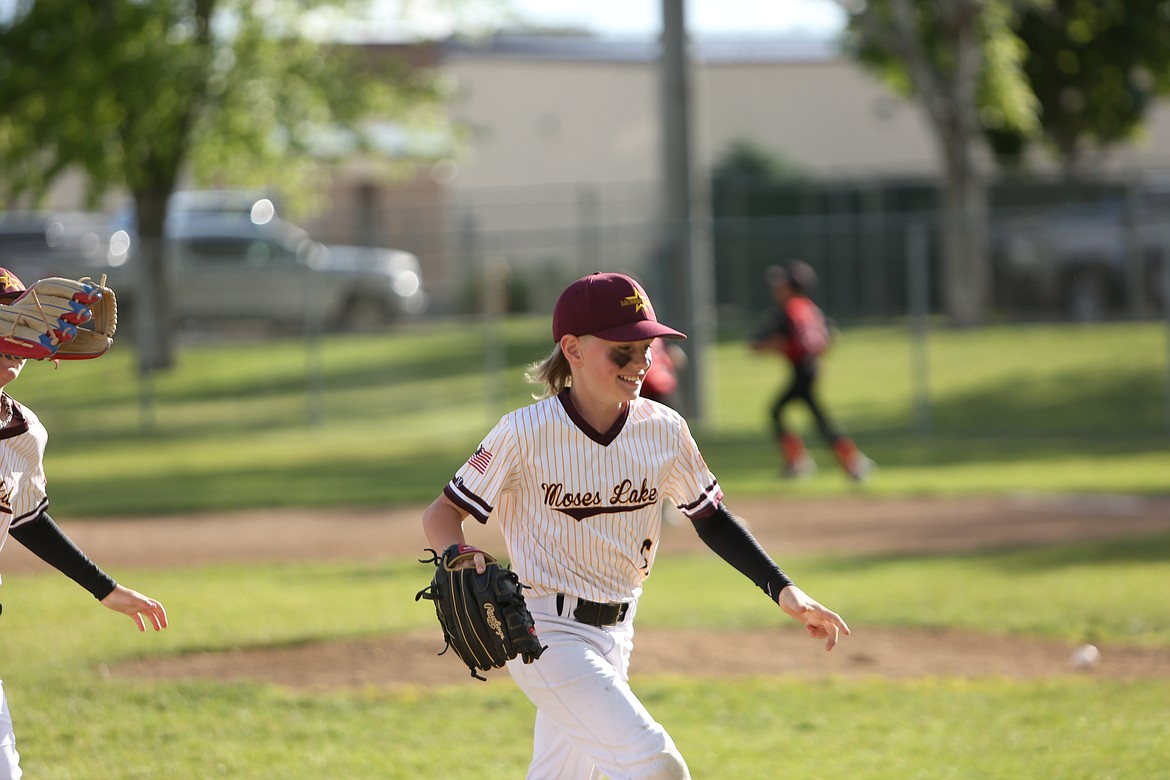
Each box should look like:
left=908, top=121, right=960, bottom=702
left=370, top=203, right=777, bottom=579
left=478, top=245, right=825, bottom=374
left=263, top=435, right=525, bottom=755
left=133, top=188, right=175, bottom=372
left=869, top=0, right=991, bottom=327
left=938, top=138, right=988, bottom=328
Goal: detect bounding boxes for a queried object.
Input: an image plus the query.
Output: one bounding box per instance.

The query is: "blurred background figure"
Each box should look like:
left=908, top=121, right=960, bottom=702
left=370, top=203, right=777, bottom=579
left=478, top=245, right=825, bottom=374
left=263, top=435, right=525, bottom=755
left=750, top=261, right=873, bottom=482
left=642, top=338, right=689, bottom=528
left=640, top=337, right=688, bottom=410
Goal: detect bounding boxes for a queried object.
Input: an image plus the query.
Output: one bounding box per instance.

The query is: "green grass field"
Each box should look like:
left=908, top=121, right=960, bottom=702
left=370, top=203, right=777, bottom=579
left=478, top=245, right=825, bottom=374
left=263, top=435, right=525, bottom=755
left=4, top=537, right=1169, bottom=778
left=1, top=319, right=1168, bottom=778
left=16, top=317, right=1170, bottom=516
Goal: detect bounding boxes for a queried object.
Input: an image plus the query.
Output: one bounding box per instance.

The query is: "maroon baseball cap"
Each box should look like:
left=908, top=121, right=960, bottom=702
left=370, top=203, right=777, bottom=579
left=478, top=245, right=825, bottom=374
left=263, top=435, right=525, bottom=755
left=552, top=272, right=686, bottom=343
left=0, top=267, right=27, bottom=303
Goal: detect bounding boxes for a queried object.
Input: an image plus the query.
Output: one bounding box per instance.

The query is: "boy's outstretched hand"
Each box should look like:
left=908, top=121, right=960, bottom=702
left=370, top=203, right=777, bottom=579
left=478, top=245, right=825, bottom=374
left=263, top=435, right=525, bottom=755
left=777, top=585, right=850, bottom=651
left=101, top=585, right=168, bottom=632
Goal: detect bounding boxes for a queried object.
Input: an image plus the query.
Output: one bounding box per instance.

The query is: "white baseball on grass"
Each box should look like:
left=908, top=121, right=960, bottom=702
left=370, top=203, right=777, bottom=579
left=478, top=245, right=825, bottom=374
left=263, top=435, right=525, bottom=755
left=1072, top=644, right=1100, bottom=668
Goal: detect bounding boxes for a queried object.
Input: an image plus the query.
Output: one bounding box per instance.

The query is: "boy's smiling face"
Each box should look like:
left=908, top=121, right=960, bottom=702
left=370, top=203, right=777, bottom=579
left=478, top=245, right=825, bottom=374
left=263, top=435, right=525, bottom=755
left=572, top=335, right=653, bottom=404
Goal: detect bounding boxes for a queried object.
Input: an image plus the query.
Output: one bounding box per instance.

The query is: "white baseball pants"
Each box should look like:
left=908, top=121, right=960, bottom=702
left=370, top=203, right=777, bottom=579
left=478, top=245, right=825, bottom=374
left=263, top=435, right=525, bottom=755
left=508, top=595, right=689, bottom=780
left=0, top=681, right=22, bottom=780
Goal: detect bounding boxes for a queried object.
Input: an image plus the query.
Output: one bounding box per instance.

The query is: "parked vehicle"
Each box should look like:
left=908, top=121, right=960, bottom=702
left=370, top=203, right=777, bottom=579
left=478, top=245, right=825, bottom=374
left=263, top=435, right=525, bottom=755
left=0, top=210, right=116, bottom=284
left=323, top=245, right=426, bottom=321
left=106, top=190, right=427, bottom=331
left=990, top=189, right=1168, bottom=320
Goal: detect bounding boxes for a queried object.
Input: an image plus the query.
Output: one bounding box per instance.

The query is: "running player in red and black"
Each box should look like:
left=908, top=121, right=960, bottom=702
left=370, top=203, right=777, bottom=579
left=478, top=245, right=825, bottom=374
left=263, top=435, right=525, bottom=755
left=750, top=261, right=873, bottom=481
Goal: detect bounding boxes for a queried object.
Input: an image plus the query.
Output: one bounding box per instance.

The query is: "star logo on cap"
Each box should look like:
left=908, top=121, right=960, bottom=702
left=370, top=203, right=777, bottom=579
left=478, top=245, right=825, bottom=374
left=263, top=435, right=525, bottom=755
left=0, top=270, right=22, bottom=293
left=620, top=291, right=647, bottom=313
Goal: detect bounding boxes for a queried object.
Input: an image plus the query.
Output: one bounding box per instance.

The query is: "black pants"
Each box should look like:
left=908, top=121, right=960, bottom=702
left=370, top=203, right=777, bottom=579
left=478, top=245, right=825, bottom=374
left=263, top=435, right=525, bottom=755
left=770, top=361, right=842, bottom=444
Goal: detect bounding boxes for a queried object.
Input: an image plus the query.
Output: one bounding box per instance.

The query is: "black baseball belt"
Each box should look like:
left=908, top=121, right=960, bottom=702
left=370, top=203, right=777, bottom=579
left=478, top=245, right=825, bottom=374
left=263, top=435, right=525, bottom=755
left=556, top=593, right=630, bottom=626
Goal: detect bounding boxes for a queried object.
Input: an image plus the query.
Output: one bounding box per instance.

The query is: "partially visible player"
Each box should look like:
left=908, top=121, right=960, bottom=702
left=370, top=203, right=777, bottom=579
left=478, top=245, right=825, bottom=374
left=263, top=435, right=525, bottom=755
left=0, top=268, right=167, bottom=779
left=750, top=262, right=873, bottom=481
left=639, top=337, right=686, bottom=410
left=422, top=271, right=848, bottom=779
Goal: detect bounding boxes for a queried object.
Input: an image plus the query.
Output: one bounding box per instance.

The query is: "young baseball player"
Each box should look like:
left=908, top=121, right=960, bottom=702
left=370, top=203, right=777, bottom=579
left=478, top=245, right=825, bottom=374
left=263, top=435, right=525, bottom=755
left=423, top=271, right=849, bottom=779
left=0, top=268, right=168, bottom=779
left=750, top=262, right=873, bottom=481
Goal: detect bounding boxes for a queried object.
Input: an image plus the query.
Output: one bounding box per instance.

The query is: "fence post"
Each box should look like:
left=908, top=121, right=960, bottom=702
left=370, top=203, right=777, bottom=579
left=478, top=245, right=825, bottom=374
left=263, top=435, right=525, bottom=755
left=304, top=287, right=326, bottom=427
left=1163, top=228, right=1170, bottom=437
left=908, top=220, right=931, bottom=435
left=137, top=366, right=155, bottom=433
left=484, top=255, right=509, bottom=426
left=1124, top=181, right=1149, bottom=319
left=577, top=183, right=600, bottom=279
left=304, top=333, right=324, bottom=428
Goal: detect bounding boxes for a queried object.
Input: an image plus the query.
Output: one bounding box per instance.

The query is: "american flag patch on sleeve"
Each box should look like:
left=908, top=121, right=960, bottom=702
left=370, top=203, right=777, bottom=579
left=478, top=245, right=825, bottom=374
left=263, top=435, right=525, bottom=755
left=468, top=445, right=493, bottom=474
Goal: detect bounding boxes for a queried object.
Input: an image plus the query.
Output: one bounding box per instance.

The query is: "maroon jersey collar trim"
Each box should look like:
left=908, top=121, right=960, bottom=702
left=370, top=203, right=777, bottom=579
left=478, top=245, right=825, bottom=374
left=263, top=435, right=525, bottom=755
left=557, top=389, right=628, bottom=446
left=0, top=398, right=29, bottom=440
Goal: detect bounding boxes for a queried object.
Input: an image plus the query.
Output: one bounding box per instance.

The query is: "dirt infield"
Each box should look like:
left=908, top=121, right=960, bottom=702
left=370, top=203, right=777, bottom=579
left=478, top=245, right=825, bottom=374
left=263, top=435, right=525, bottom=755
left=6, top=493, right=1170, bottom=687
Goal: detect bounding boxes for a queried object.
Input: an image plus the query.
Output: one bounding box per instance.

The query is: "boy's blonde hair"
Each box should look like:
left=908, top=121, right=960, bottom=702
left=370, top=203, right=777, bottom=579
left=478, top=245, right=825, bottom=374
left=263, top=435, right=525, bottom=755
left=525, top=344, right=572, bottom=399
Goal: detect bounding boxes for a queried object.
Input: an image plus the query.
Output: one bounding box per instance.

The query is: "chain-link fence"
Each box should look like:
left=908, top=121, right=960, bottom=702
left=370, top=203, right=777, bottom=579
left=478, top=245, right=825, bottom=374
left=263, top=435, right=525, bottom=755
left=298, top=172, right=1170, bottom=436
left=301, top=172, right=1170, bottom=330
left=6, top=173, right=1167, bottom=330
left=4, top=172, right=1169, bottom=433
left=348, top=170, right=1160, bottom=329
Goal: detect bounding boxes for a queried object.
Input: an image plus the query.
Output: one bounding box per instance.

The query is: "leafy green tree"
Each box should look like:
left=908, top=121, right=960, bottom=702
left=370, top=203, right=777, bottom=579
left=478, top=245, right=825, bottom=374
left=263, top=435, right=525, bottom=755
left=840, top=0, right=1038, bottom=326
left=712, top=140, right=806, bottom=184
left=0, top=0, right=446, bottom=370
left=988, top=0, right=1170, bottom=174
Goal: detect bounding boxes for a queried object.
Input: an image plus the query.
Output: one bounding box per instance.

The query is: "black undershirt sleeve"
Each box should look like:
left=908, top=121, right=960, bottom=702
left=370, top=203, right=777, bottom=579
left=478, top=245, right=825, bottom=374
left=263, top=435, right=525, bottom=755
left=9, top=511, right=117, bottom=600
left=691, top=503, right=794, bottom=601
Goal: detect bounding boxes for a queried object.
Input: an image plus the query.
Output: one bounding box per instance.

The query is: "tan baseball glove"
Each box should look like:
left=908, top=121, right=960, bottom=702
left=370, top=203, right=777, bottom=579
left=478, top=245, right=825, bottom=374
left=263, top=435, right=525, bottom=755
left=0, top=277, right=117, bottom=360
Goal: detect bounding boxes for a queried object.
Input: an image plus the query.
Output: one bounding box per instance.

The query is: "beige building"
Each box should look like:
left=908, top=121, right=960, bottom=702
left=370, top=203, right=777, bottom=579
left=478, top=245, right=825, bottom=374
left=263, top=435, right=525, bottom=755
left=442, top=33, right=1170, bottom=186
left=29, top=33, right=1170, bottom=313
left=386, top=35, right=950, bottom=309
left=394, top=34, right=1170, bottom=310
left=445, top=36, right=936, bottom=188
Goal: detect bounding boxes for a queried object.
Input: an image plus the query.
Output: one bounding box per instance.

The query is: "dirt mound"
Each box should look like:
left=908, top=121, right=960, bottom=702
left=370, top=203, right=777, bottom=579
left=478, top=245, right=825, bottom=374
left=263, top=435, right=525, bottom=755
left=6, top=493, right=1170, bottom=573
left=6, top=493, right=1169, bottom=688
left=114, top=626, right=1170, bottom=690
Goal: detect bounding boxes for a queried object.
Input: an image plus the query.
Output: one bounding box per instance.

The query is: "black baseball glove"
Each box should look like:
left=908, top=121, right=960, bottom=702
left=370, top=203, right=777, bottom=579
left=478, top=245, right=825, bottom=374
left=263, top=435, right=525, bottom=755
left=416, top=544, right=546, bottom=680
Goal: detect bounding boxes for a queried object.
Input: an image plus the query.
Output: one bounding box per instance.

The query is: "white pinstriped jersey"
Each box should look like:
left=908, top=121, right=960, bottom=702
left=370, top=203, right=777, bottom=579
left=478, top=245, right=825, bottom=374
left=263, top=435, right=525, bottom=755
left=444, top=391, right=723, bottom=603
left=0, top=399, right=49, bottom=559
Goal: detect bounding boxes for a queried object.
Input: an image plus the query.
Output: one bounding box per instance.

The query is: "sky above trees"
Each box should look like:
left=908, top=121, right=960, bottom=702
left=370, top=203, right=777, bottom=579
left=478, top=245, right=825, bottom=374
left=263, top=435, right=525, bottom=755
left=301, top=0, right=848, bottom=41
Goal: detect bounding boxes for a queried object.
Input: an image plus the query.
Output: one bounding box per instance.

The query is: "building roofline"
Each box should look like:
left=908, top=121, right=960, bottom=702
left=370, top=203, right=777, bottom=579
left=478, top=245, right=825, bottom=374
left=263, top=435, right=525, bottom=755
left=440, top=32, right=840, bottom=64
